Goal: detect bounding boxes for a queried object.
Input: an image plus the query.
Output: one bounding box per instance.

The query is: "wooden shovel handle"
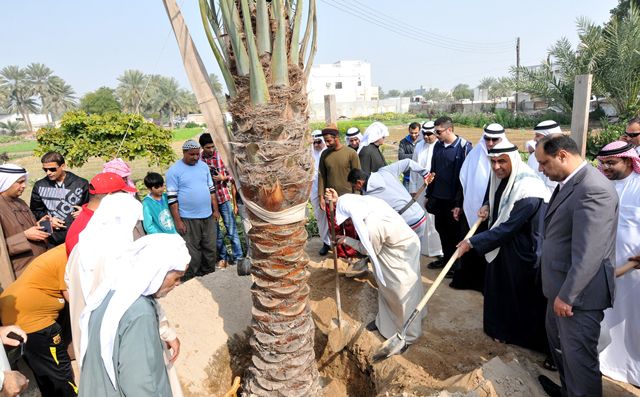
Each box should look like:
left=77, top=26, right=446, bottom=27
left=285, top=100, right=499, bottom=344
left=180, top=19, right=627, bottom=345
left=616, top=261, right=639, bottom=277
left=413, top=218, right=483, bottom=314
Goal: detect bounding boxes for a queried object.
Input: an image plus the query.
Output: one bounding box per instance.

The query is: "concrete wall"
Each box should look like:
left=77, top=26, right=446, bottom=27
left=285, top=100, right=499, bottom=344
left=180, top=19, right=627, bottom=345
left=309, top=97, right=411, bottom=121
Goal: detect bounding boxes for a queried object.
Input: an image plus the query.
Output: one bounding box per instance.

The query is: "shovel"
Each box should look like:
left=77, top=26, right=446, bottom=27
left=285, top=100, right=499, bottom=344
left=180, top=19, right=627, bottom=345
left=326, top=199, right=352, bottom=352
left=371, top=218, right=483, bottom=362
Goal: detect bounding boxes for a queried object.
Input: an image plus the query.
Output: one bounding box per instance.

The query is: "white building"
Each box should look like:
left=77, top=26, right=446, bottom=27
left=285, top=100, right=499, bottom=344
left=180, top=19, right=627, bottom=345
left=307, top=60, right=379, bottom=104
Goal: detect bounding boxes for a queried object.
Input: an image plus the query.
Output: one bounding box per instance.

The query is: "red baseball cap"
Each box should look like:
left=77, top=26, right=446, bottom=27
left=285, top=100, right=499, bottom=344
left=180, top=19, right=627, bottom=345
left=89, top=172, right=137, bottom=194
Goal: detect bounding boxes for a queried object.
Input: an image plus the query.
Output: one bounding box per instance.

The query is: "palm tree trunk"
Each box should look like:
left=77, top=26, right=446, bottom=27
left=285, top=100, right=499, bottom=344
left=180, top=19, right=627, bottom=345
left=18, top=106, right=33, bottom=132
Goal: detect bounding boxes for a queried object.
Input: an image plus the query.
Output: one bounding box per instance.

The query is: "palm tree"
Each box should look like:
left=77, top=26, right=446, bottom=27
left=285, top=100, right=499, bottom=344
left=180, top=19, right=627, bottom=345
left=46, top=76, right=77, bottom=121
left=0, top=65, right=38, bottom=131
left=148, top=75, right=184, bottom=128
left=116, top=69, right=149, bottom=113
left=0, top=120, right=25, bottom=135
left=25, top=63, right=54, bottom=122
left=163, top=0, right=319, bottom=395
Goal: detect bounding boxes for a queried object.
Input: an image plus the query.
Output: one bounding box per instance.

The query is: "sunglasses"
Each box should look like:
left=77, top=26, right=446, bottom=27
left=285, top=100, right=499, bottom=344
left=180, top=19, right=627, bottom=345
left=483, top=137, right=500, bottom=142
left=423, top=131, right=434, bottom=136
left=434, top=129, right=447, bottom=135
left=624, top=131, right=640, bottom=138
left=313, top=140, right=323, bottom=144
left=42, top=167, right=59, bottom=173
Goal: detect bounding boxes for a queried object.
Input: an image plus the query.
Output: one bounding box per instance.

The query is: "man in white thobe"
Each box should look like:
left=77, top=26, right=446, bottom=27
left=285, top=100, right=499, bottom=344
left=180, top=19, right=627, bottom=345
left=326, top=189, right=424, bottom=347
left=596, top=141, right=640, bottom=387
left=410, top=121, right=443, bottom=259
left=453, top=123, right=508, bottom=291
left=309, top=130, right=331, bottom=254
left=527, top=120, right=563, bottom=194
left=348, top=159, right=431, bottom=240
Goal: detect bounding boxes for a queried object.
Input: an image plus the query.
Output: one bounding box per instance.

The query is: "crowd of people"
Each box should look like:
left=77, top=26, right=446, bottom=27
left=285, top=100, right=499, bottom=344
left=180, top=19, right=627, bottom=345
left=313, top=116, right=640, bottom=397
left=0, top=114, right=638, bottom=396
left=0, top=132, right=248, bottom=396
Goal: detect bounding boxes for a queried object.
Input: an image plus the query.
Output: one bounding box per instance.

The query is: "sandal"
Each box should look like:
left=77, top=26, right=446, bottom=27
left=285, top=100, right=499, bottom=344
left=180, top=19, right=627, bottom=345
left=543, top=356, right=558, bottom=372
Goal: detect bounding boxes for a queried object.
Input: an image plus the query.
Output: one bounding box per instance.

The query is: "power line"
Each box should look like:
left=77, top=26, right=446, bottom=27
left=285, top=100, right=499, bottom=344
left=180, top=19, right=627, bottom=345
left=320, top=0, right=513, bottom=54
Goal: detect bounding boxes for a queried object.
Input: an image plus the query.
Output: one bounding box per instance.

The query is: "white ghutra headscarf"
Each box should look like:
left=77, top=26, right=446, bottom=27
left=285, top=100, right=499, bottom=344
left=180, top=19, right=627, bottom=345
left=358, top=122, right=389, bottom=154
left=0, top=164, right=27, bottom=193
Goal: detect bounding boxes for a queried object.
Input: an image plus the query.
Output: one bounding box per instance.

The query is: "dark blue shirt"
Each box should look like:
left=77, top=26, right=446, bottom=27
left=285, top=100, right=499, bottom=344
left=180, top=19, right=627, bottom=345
left=426, top=137, right=472, bottom=205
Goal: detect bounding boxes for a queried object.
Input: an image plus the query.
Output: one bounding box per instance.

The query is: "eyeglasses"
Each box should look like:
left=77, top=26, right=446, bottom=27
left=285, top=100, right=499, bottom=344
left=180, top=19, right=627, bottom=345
left=624, top=131, right=640, bottom=138
left=42, top=167, right=59, bottom=173
left=423, top=132, right=434, bottom=136
left=600, top=159, right=624, bottom=168
left=434, top=129, right=447, bottom=135
left=483, top=137, right=500, bottom=142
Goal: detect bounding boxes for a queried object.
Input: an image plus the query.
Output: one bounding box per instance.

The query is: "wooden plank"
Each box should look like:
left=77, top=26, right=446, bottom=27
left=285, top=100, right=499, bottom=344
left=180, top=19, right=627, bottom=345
left=0, top=221, right=16, bottom=288
left=570, top=74, right=592, bottom=157
left=324, top=95, right=337, bottom=126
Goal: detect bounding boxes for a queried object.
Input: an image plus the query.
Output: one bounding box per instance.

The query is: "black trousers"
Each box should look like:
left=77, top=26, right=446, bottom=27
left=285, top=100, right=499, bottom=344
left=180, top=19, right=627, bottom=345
left=24, top=322, right=77, bottom=397
left=430, top=198, right=462, bottom=266
left=181, top=216, right=218, bottom=279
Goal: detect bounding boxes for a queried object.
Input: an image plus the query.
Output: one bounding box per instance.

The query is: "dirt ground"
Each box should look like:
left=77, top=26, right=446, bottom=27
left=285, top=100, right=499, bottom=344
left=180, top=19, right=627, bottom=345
left=156, top=236, right=639, bottom=397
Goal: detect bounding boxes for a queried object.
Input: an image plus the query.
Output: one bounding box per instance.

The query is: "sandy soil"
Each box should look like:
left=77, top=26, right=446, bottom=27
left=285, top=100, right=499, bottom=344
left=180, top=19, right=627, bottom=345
left=156, top=236, right=639, bottom=396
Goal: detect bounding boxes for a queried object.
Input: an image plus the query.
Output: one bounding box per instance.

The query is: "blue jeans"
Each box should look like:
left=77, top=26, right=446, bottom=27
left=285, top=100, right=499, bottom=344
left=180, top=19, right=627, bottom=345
left=216, top=200, right=244, bottom=261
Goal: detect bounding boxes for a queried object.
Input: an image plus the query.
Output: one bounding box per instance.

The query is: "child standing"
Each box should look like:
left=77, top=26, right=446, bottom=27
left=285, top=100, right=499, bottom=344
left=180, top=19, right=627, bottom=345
left=142, top=172, right=177, bottom=234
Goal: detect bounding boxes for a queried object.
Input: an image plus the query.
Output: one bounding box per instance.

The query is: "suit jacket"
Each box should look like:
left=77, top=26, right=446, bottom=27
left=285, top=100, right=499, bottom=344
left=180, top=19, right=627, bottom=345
left=541, top=164, right=617, bottom=310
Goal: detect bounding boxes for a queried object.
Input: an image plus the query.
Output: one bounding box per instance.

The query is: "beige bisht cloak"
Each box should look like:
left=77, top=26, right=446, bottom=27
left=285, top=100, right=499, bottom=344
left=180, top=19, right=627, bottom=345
left=337, top=194, right=424, bottom=343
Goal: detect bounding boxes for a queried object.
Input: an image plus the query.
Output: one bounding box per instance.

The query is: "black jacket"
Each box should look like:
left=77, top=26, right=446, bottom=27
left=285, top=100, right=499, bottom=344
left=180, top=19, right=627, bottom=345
left=30, top=171, right=90, bottom=245
left=358, top=144, right=386, bottom=174
left=398, top=135, right=418, bottom=182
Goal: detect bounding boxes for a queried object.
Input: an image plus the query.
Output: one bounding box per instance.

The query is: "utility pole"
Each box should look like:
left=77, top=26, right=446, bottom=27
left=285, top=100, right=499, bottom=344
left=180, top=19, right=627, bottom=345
left=515, top=37, right=520, bottom=115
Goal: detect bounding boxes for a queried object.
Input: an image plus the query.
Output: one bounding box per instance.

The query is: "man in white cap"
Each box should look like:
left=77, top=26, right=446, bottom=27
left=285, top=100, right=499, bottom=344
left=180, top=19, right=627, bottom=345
left=596, top=141, right=640, bottom=387
left=456, top=140, right=549, bottom=352
left=0, top=164, right=48, bottom=276
left=166, top=139, right=220, bottom=280
left=527, top=120, right=563, bottom=193
left=410, top=121, right=443, bottom=260
left=345, top=127, right=362, bottom=152
left=310, top=130, right=331, bottom=255
left=398, top=122, right=422, bottom=190
left=621, top=116, right=640, bottom=155
left=358, top=122, right=389, bottom=174
left=452, top=123, right=508, bottom=291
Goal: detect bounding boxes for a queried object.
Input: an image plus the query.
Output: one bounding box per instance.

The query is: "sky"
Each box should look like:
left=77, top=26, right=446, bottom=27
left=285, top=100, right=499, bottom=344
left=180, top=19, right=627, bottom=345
left=1, top=0, right=618, bottom=96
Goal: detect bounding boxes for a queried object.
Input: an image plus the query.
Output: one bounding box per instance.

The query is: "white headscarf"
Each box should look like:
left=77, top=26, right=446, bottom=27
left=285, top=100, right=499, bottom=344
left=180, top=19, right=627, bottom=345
left=0, top=164, right=27, bottom=193
left=79, top=233, right=190, bottom=388
left=76, top=193, right=143, bottom=301
left=358, top=122, right=389, bottom=154
left=344, top=127, right=363, bottom=145
left=484, top=141, right=550, bottom=262
left=460, top=124, right=508, bottom=228
left=336, top=194, right=403, bottom=287
left=310, top=129, right=325, bottom=166
left=533, top=120, right=562, bottom=136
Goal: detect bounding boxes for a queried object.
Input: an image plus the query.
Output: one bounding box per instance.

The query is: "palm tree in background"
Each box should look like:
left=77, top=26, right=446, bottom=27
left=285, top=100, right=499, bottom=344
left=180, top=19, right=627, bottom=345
left=116, top=69, right=149, bottom=113
left=0, top=65, right=37, bottom=131
left=46, top=76, right=78, bottom=121
left=25, top=63, right=54, bottom=123
left=0, top=120, right=25, bottom=135
left=148, top=75, right=189, bottom=128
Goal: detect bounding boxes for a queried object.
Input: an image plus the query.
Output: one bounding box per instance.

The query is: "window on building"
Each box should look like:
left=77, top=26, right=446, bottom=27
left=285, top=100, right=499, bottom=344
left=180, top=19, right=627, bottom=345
left=335, top=82, right=343, bottom=89
left=357, top=81, right=362, bottom=87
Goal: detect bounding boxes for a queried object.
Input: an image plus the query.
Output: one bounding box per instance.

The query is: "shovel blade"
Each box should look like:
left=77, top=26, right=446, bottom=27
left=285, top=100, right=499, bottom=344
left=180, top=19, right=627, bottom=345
left=371, top=332, right=406, bottom=363
left=327, top=319, right=352, bottom=352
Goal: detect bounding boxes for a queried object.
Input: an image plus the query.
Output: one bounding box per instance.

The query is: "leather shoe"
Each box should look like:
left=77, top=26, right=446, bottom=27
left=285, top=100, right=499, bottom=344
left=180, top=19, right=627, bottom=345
left=538, top=375, right=562, bottom=397
left=318, top=243, right=330, bottom=256
left=428, top=257, right=445, bottom=269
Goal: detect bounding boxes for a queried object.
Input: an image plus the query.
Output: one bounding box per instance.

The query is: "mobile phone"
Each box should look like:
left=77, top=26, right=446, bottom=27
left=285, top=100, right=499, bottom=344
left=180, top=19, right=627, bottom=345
left=7, top=331, right=25, bottom=356
left=40, top=219, right=53, bottom=234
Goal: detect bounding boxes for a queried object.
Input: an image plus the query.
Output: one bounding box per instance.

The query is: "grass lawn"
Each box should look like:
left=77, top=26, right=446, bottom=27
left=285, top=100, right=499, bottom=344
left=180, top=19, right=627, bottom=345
left=0, top=141, right=38, bottom=153
left=172, top=127, right=202, bottom=141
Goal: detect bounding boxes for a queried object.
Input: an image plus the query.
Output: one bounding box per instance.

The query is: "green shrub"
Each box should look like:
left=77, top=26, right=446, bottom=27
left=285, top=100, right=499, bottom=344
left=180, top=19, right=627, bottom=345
left=184, top=121, right=200, bottom=128
left=586, top=119, right=625, bottom=160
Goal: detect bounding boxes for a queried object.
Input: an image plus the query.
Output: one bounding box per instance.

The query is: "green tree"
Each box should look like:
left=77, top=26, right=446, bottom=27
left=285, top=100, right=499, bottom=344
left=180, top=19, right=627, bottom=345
left=116, top=69, right=149, bottom=113
left=46, top=76, right=78, bottom=121
left=452, top=83, right=473, bottom=100
left=36, top=111, right=175, bottom=167
left=478, top=77, right=497, bottom=90
left=0, top=120, right=25, bottom=135
left=0, top=65, right=38, bottom=131
left=164, top=0, right=319, bottom=394
left=25, top=63, right=54, bottom=123
left=423, top=87, right=451, bottom=101
left=609, top=0, right=640, bottom=21
left=80, top=87, right=121, bottom=114
left=387, top=89, right=401, bottom=97
left=146, top=75, right=191, bottom=128
left=401, top=89, right=414, bottom=97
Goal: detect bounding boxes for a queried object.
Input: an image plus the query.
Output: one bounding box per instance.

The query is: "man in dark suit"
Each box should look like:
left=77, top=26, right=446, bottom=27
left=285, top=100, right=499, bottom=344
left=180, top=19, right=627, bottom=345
left=535, top=135, right=617, bottom=397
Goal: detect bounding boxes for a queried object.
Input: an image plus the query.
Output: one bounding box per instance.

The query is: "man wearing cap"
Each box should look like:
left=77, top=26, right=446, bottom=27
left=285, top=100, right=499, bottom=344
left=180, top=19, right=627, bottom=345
left=426, top=116, right=472, bottom=278
left=621, top=116, right=640, bottom=155
left=452, top=124, right=508, bottom=291
left=527, top=120, right=563, bottom=193
left=0, top=164, right=48, bottom=276
left=398, top=122, right=422, bottom=190
left=30, top=151, right=89, bottom=246
left=596, top=141, right=640, bottom=387
left=410, top=121, right=443, bottom=260
left=318, top=125, right=361, bottom=257
left=167, top=140, right=220, bottom=279
left=310, top=130, right=331, bottom=256
left=456, top=141, right=549, bottom=352
left=358, top=122, right=389, bottom=174
left=65, top=172, right=138, bottom=255
left=535, top=135, right=617, bottom=397
left=347, top=159, right=432, bottom=239
left=345, top=127, right=362, bottom=151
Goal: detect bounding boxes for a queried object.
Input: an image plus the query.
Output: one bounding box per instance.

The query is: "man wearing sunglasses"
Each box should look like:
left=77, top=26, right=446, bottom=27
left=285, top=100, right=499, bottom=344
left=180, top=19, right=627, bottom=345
left=621, top=116, right=640, bottom=155
left=453, top=123, right=508, bottom=292
left=30, top=152, right=89, bottom=246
